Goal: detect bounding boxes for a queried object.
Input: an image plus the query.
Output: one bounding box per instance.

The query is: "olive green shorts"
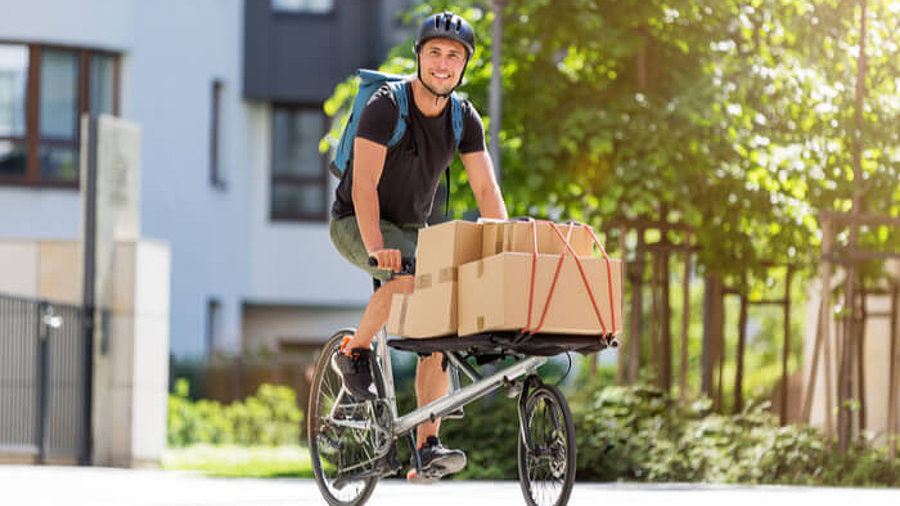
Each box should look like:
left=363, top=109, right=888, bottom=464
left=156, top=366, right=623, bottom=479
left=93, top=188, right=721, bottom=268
left=329, top=215, right=422, bottom=282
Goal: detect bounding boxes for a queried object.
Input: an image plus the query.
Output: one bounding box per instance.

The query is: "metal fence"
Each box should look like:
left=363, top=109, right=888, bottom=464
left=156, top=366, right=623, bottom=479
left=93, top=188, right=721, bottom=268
left=0, top=293, right=88, bottom=464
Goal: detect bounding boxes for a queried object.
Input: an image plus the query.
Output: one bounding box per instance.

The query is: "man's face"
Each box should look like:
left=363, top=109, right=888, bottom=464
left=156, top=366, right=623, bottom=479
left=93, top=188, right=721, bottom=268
left=419, top=38, right=468, bottom=95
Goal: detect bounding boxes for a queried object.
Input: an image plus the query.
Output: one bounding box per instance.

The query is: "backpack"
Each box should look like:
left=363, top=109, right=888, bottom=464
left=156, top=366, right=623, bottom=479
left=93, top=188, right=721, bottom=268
left=330, top=69, right=464, bottom=181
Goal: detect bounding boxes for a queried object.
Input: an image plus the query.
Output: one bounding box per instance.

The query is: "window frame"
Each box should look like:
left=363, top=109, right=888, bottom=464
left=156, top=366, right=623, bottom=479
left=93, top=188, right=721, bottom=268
left=269, top=103, right=330, bottom=223
left=0, top=40, right=120, bottom=189
left=209, top=79, right=226, bottom=190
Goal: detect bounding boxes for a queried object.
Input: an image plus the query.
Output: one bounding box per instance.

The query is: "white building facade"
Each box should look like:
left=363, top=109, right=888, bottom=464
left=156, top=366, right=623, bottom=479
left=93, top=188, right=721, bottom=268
left=0, top=0, right=416, bottom=360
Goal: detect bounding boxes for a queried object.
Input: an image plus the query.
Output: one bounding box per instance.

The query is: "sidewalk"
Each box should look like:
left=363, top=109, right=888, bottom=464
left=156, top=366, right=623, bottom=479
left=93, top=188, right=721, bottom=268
left=1, top=465, right=898, bottom=506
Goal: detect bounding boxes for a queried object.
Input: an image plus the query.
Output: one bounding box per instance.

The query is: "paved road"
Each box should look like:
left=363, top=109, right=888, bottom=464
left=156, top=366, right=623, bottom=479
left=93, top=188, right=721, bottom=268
left=1, top=466, right=898, bottom=506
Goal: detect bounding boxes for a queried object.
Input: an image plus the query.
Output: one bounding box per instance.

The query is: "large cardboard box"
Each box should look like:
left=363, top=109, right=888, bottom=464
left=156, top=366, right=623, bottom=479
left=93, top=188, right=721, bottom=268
left=481, top=221, right=595, bottom=258
left=415, top=220, right=482, bottom=279
left=458, top=253, right=623, bottom=337
left=387, top=281, right=457, bottom=338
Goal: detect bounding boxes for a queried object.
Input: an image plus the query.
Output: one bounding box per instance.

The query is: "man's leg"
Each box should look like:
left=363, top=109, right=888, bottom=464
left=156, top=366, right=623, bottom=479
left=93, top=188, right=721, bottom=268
left=408, top=352, right=466, bottom=482
left=342, top=274, right=413, bottom=350
left=415, top=353, right=448, bottom=447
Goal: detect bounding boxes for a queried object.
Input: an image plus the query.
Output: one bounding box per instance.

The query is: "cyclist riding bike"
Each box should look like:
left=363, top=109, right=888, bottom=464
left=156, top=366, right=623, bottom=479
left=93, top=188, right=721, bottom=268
left=329, top=11, right=508, bottom=484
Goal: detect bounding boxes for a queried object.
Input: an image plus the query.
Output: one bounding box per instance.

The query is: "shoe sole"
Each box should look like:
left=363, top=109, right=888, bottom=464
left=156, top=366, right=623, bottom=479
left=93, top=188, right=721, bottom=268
left=407, top=453, right=467, bottom=484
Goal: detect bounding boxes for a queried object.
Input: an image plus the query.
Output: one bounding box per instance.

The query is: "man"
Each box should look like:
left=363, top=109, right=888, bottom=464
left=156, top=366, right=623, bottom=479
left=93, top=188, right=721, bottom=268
left=328, top=11, right=507, bottom=483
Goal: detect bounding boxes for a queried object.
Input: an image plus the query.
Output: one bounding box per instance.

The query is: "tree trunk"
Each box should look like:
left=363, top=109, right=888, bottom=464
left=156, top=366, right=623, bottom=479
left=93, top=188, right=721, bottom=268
left=650, top=252, right=661, bottom=387
left=857, top=282, right=867, bottom=433
left=702, top=274, right=725, bottom=402
left=781, top=267, right=792, bottom=425
left=735, top=293, right=748, bottom=414
left=888, top=284, right=898, bottom=459
left=680, top=246, right=691, bottom=404
left=628, top=231, right=646, bottom=383
left=661, top=249, right=672, bottom=393
left=839, top=0, right=868, bottom=453
left=617, top=226, right=628, bottom=385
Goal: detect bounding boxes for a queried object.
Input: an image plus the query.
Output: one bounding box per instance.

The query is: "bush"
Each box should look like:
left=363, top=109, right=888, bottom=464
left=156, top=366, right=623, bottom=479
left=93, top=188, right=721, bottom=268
left=168, top=378, right=303, bottom=447
left=412, top=376, right=900, bottom=485
left=571, top=382, right=900, bottom=486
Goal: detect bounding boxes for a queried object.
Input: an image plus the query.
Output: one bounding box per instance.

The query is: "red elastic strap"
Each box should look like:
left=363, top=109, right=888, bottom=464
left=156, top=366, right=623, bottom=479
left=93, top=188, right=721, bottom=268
left=527, top=223, right=575, bottom=334
left=583, top=225, right=618, bottom=334
left=546, top=222, right=609, bottom=334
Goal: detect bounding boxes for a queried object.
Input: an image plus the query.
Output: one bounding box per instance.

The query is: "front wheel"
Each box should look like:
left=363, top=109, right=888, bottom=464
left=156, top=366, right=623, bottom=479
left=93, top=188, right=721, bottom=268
left=517, top=381, right=576, bottom=506
left=308, top=329, right=388, bottom=506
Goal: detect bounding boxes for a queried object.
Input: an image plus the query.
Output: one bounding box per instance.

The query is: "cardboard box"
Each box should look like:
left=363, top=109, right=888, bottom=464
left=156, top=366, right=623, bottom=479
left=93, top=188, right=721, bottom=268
left=481, top=221, right=595, bottom=258
left=387, top=281, right=457, bottom=338
left=458, top=253, right=623, bottom=337
left=415, top=220, right=483, bottom=280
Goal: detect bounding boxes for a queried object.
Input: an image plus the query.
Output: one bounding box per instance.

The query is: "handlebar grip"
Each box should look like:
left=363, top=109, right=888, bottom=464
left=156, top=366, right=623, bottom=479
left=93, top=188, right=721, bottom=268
left=367, top=256, right=416, bottom=275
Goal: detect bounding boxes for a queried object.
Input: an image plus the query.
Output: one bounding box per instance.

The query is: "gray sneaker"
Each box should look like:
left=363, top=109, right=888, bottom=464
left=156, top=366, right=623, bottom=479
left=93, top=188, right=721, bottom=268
left=407, top=436, right=467, bottom=484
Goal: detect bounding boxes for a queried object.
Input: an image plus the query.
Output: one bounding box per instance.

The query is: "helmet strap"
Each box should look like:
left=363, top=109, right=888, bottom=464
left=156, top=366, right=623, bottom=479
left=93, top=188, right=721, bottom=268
left=415, top=53, right=469, bottom=99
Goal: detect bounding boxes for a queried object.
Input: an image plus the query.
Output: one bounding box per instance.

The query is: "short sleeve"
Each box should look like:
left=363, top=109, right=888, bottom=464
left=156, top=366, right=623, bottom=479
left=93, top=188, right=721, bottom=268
left=458, top=100, right=486, bottom=154
left=355, top=86, right=400, bottom=147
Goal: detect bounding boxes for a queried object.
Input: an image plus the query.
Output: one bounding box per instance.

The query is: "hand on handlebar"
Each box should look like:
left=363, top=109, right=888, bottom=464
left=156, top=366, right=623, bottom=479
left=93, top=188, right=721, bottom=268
left=368, top=248, right=403, bottom=273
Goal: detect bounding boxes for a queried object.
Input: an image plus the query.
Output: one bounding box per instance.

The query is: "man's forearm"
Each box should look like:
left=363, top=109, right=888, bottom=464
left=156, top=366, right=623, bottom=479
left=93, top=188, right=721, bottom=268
left=352, top=181, right=384, bottom=254
left=476, top=185, right=508, bottom=220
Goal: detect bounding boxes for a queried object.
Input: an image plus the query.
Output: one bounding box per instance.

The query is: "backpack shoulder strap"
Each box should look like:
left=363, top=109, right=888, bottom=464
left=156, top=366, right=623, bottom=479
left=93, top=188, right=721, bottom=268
left=386, top=80, right=411, bottom=148
left=450, top=93, right=463, bottom=150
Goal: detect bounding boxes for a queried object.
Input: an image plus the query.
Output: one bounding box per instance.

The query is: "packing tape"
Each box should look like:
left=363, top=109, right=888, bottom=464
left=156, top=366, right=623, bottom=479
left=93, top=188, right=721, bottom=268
left=503, top=224, right=513, bottom=251
left=438, top=266, right=457, bottom=283
left=397, top=295, right=409, bottom=335
left=416, top=273, right=432, bottom=290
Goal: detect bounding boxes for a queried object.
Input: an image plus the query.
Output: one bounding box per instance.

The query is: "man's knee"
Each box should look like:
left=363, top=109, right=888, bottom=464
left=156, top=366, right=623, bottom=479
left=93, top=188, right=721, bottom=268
left=417, top=352, right=444, bottom=371
left=385, top=274, right=414, bottom=294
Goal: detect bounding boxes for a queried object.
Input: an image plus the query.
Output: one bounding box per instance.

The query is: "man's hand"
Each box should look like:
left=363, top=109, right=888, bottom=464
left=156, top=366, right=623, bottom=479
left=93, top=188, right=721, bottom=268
left=369, top=248, right=403, bottom=272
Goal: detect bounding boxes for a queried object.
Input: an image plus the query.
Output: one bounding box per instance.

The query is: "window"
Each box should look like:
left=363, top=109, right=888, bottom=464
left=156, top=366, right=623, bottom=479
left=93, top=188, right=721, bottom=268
left=271, top=0, right=334, bottom=14
left=0, top=45, right=28, bottom=178
left=0, top=42, right=119, bottom=187
left=209, top=79, right=225, bottom=189
left=271, top=106, right=328, bottom=222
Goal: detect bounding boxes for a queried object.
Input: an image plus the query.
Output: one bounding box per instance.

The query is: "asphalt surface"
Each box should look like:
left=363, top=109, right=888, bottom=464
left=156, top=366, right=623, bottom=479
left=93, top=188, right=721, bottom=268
left=1, top=466, right=898, bottom=506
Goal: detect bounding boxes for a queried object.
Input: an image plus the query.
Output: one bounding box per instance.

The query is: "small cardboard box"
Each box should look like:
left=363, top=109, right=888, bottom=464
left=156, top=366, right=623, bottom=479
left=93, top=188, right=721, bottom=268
left=415, top=220, right=483, bottom=278
left=481, top=221, right=594, bottom=258
left=458, top=253, right=623, bottom=337
left=387, top=281, right=457, bottom=338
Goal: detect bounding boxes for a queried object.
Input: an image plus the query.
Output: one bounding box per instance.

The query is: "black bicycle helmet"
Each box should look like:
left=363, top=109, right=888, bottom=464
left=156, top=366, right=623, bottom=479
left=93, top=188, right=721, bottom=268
left=414, top=11, right=476, bottom=58
left=414, top=11, right=476, bottom=97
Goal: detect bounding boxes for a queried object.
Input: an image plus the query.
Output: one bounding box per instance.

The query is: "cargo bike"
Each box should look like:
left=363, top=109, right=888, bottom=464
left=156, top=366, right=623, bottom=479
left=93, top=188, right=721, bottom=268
left=308, top=221, right=620, bottom=506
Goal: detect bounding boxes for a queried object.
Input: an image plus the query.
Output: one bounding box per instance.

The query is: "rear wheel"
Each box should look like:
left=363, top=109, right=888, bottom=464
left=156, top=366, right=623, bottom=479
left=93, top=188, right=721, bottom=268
left=308, top=329, right=390, bottom=506
left=517, top=381, right=576, bottom=506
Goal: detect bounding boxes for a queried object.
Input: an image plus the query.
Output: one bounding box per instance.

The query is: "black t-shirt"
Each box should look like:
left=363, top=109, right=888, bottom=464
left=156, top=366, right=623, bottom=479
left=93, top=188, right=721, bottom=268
left=331, top=83, right=486, bottom=224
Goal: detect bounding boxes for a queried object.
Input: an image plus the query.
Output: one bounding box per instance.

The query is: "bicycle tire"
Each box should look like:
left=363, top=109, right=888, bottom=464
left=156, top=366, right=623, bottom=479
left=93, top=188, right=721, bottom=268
left=517, top=382, right=576, bottom=506
left=308, top=329, right=387, bottom=506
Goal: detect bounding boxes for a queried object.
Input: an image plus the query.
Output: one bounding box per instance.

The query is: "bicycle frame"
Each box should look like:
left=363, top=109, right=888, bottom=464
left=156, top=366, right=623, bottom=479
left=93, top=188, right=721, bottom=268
left=371, top=327, right=547, bottom=438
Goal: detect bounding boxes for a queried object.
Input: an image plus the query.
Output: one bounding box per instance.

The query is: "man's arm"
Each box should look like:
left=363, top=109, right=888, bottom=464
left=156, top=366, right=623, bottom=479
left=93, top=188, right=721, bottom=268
left=461, top=150, right=508, bottom=220
left=352, top=137, right=401, bottom=272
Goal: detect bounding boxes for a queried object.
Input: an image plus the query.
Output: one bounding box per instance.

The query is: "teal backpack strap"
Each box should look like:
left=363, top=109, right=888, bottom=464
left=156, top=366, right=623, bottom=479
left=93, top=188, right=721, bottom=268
left=441, top=93, right=464, bottom=220
left=386, top=81, right=410, bottom=148
left=450, top=93, right=463, bottom=149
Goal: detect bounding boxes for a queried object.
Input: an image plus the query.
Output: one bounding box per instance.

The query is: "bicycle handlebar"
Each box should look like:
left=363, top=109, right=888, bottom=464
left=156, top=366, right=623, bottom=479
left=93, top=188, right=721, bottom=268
left=367, top=256, right=416, bottom=277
